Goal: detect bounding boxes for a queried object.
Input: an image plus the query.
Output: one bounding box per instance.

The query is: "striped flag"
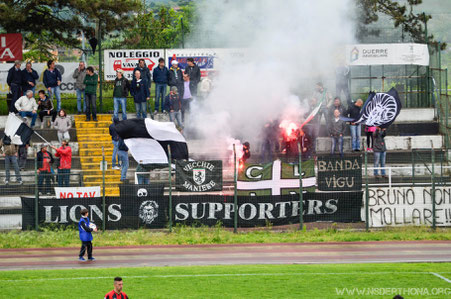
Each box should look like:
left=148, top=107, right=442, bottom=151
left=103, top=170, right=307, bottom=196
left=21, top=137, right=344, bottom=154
left=115, top=118, right=189, bottom=164
left=4, top=113, right=34, bottom=145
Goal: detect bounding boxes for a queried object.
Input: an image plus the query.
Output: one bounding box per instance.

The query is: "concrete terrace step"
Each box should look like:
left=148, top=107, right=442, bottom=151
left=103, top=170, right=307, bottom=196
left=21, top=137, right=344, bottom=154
left=73, top=114, right=113, bottom=122
left=77, top=135, right=112, bottom=142
left=76, top=127, right=110, bottom=135
left=78, top=142, right=114, bottom=149
left=83, top=175, right=121, bottom=183
left=82, top=169, right=121, bottom=176
left=76, top=121, right=111, bottom=129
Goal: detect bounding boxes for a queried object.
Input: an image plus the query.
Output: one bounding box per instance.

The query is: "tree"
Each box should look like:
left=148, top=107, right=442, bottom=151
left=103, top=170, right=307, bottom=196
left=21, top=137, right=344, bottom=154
left=109, top=4, right=196, bottom=50
left=0, top=0, right=143, bottom=61
left=355, top=0, right=446, bottom=50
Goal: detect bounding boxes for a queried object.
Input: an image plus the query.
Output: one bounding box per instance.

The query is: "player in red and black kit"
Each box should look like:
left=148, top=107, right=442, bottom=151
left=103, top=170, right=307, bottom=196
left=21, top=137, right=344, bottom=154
left=105, top=277, right=129, bottom=299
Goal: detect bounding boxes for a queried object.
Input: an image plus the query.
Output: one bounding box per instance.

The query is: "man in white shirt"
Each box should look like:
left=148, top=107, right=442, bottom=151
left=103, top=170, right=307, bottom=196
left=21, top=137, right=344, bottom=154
left=15, top=90, right=38, bottom=128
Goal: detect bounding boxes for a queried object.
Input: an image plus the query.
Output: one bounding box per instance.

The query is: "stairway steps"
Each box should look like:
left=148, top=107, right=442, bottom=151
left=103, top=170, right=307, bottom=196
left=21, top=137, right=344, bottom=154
left=76, top=121, right=111, bottom=128
left=73, top=114, right=113, bottom=122
left=76, top=128, right=110, bottom=135
left=83, top=175, right=122, bottom=183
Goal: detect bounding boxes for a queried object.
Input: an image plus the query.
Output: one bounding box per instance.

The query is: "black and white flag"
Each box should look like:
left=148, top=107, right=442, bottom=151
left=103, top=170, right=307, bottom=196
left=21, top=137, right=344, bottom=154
left=4, top=113, right=34, bottom=145
left=341, top=88, right=401, bottom=128
left=115, top=118, right=189, bottom=163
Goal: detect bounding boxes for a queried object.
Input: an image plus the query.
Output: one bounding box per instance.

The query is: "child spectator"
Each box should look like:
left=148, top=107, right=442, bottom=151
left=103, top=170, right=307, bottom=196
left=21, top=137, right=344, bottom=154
left=53, top=109, right=71, bottom=143
left=78, top=208, right=97, bottom=261
left=164, top=86, right=183, bottom=130
left=329, top=109, right=346, bottom=157
left=51, top=140, right=72, bottom=187
left=37, top=145, right=54, bottom=195
left=365, top=125, right=376, bottom=152
left=373, top=127, right=387, bottom=179
left=37, top=90, right=57, bottom=124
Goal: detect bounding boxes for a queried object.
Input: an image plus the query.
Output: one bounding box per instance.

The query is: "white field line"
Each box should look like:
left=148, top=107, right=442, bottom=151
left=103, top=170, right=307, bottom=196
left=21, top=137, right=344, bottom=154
left=430, top=272, right=451, bottom=283
left=3, top=272, right=451, bottom=283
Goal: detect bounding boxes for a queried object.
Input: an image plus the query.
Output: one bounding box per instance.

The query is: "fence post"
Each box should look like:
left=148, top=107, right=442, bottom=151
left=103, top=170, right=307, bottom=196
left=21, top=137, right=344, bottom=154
left=167, top=145, right=173, bottom=232
left=101, top=146, right=106, bottom=232
left=411, top=149, right=415, bottom=186
left=298, top=142, right=303, bottom=230
left=233, top=144, right=238, bottom=233
left=365, top=145, right=369, bottom=232
left=431, top=143, right=436, bottom=230
left=34, top=151, right=39, bottom=231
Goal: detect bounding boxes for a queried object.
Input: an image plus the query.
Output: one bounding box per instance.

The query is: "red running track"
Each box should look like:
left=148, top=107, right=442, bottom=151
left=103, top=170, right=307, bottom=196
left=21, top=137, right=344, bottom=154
left=0, top=240, right=450, bottom=270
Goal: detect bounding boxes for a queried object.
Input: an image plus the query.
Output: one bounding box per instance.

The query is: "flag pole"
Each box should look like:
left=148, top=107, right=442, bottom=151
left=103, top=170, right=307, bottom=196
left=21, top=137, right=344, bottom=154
left=33, top=131, right=52, bottom=145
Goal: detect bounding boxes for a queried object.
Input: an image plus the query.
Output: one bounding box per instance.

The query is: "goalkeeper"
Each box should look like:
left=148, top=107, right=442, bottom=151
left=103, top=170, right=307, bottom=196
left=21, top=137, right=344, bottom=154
left=78, top=208, right=97, bottom=261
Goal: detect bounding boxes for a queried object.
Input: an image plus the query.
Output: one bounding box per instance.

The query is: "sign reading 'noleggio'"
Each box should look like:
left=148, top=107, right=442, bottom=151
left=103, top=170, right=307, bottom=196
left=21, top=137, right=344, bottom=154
left=176, top=160, right=223, bottom=192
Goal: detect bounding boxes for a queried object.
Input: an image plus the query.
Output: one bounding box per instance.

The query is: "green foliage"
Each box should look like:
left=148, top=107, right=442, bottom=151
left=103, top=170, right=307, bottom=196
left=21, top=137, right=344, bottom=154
left=107, top=4, right=196, bottom=49
left=0, top=0, right=143, bottom=60
left=355, top=0, right=446, bottom=50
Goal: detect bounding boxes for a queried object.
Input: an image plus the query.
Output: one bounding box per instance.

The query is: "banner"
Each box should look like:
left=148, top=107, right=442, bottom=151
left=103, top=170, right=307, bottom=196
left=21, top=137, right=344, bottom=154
left=237, top=159, right=316, bottom=196
left=0, top=33, right=22, bottom=61
left=103, top=49, right=164, bottom=80
left=317, top=155, right=362, bottom=191
left=174, top=193, right=363, bottom=227
left=346, top=43, right=429, bottom=66
left=365, top=187, right=451, bottom=227
left=176, top=160, right=223, bottom=192
left=0, top=63, right=78, bottom=94
left=166, top=48, right=247, bottom=77
left=21, top=192, right=362, bottom=230
left=54, top=187, right=101, bottom=199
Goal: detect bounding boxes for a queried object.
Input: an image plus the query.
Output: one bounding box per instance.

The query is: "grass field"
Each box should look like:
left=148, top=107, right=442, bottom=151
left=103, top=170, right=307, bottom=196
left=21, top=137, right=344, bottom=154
left=1, top=226, right=450, bottom=249
left=1, top=263, right=450, bottom=298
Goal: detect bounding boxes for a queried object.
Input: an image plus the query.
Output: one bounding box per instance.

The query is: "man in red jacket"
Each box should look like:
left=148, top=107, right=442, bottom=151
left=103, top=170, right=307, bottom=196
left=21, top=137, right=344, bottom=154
left=51, top=140, right=72, bottom=187
left=104, top=277, right=129, bottom=299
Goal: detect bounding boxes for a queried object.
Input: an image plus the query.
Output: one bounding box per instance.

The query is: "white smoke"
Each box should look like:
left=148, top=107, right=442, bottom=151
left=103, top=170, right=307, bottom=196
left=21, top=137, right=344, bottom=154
left=187, top=0, right=355, bottom=158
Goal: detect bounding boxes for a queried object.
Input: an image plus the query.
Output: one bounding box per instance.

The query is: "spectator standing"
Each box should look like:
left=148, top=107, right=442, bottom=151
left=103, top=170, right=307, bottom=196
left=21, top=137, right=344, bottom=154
left=168, top=60, right=184, bottom=101
left=51, top=140, right=72, bottom=187
left=53, top=109, right=72, bottom=143
left=181, top=74, right=192, bottom=122
left=133, top=58, right=151, bottom=90
left=373, top=127, right=387, bottom=179
left=153, top=58, right=169, bottom=113
left=136, top=163, right=150, bottom=185
left=18, top=142, right=29, bottom=171
left=335, top=64, right=351, bottom=105
left=164, top=86, right=183, bottom=130
left=117, top=138, right=129, bottom=182
left=104, top=277, right=128, bottom=299
left=260, top=120, right=279, bottom=163
left=312, top=82, right=332, bottom=128
left=185, top=57, right=201, bottom=97
left=6, top=60, right=23, bottom=113
left=37, top=145, right=54, bottom=195
left=0, top=136, right=22, bottom=185
left=329, top=109, right=346, bottom=157
left=130, top=70, right=150, bottom=119
left=15, top=90, right=38, bottom=128
left=83, top=66, right=98, bottom=122
left=78, top=208, right=97, bottom=261
left=305, top=97, right=321, bottom=153
left=113, top=69, right=130, bottom=121
left=299, top=129, right=312, bottom=160
left=109, top=118, right=120, bottom=170
left=328, top=97, right=345, bottom=119
left=43, top=60, right=62, bottom=112
left=21, top=62, right=39, bottom=96
left=365, top=125, right=376, bottom=152
left=72, top=61, right=87, bottom=114
left=346, top=99, right=363, bottom=152
left=37, top=90, right=57, bottom=123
